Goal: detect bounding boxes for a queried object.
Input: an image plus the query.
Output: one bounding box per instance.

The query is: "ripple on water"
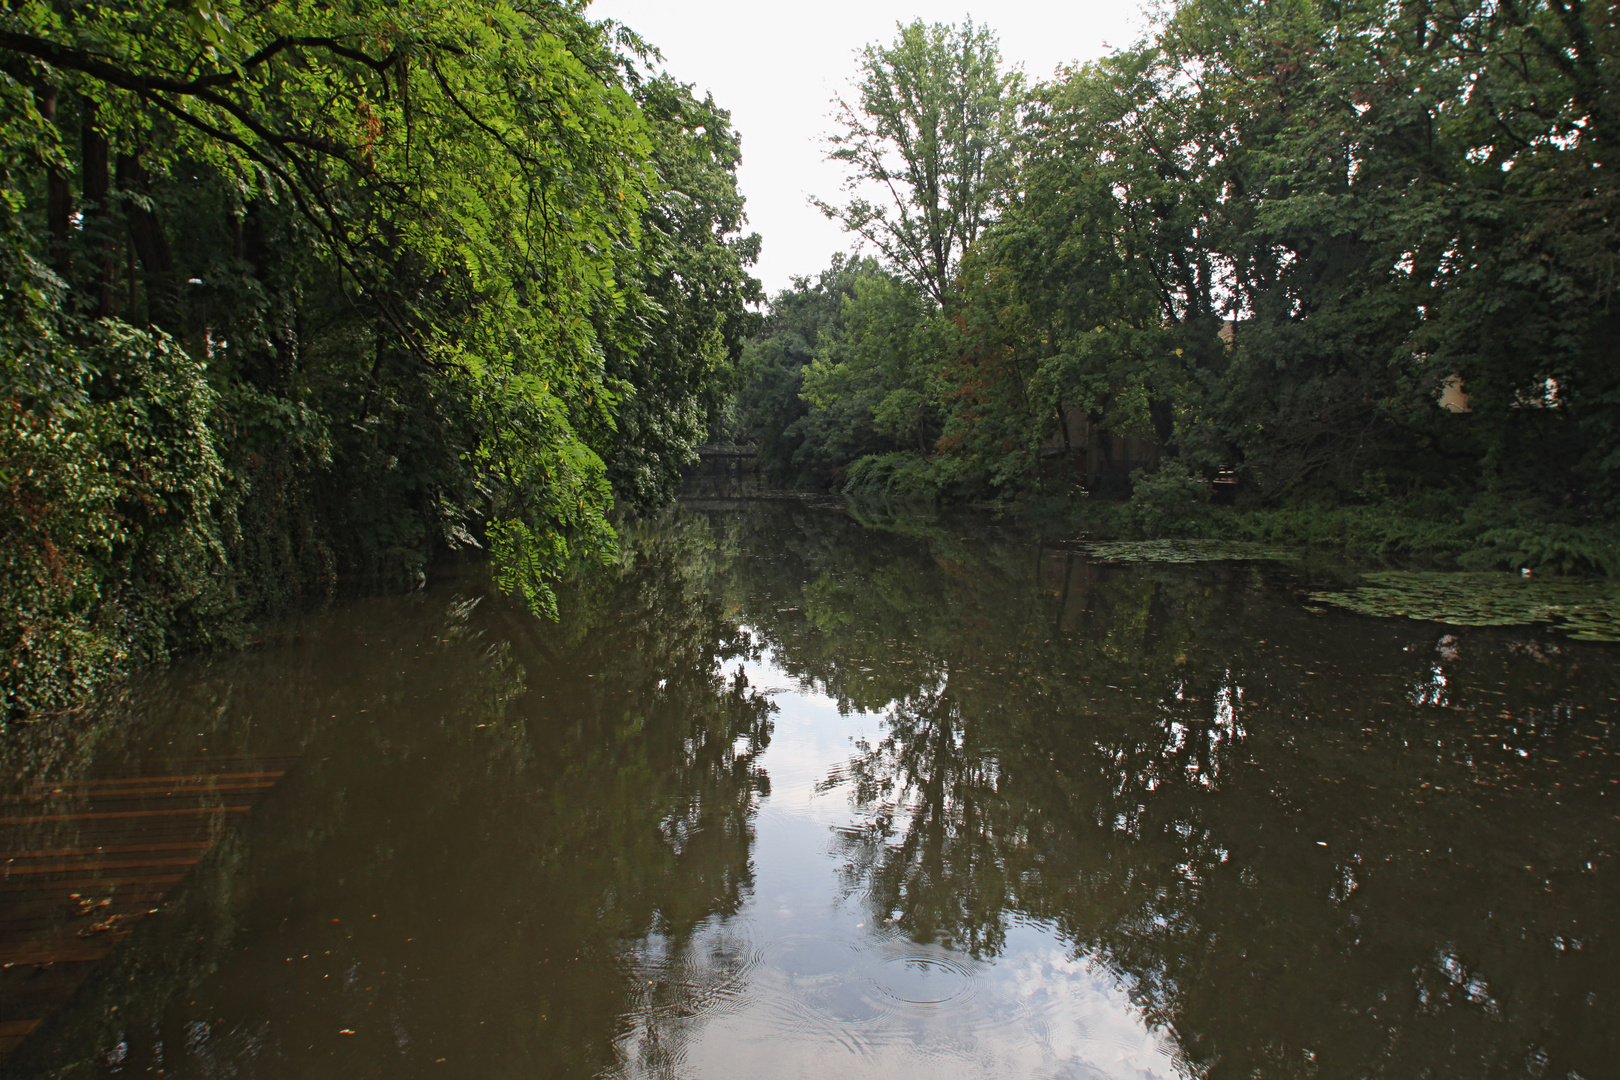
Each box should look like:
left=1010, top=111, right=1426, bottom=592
left=629, top=919, right=763, bottom=1023
left=870, top=953, right=975, bottom=1009
left=621, top=925, right=1184, bottom=1078
left=762, top=934, right=859, bottom=980
left=757, top=935, right=889, bottom=1031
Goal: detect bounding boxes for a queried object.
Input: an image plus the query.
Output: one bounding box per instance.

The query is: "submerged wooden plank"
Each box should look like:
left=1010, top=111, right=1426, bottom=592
left=1, top=856, right=205, bottom=878
left=0, top=894, right=165, bottom=932
left=0, top=805, right=251, bottom=826
left=0, top=840, right=212, bottom=861
left=0, top=873, right=186, bottom=894
left=0, top=1020, right=39, bottom=1057
left=24, top=771, right=286, bottom=791
left=0, top=936, right=127, bottom=967
left=5, top=781, right=277, bottom=802
left=0, top=755, right=296, bottom=1065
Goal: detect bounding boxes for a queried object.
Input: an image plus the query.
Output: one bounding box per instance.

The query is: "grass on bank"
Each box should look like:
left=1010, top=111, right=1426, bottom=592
left=841, top=453, right=1620, bottom=579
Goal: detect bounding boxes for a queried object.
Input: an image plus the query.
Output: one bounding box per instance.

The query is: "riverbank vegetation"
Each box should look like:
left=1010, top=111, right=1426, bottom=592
left=731, top=4, right=1619, bottom=575
left=6, top=0, right=1616, bottom=722
left=0, top=0, right=760, bottom=719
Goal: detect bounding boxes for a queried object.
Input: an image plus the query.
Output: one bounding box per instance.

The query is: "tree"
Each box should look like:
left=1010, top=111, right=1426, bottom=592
left=0, top=0, right=761, bottom=718
left=813, top=19, right=1023, bottom=308
left=734, top=255, right=874, bottom=487
left=601, top=75, right=763, bottom=509
left=950, top=51, right=1230, bottom=496
left=735, top=0, right=1619, bottom=561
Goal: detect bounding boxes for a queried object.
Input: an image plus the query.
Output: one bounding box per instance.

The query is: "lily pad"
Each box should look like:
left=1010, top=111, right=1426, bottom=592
left=1081, top=539, right=1300, bottom=564
left=1311, top=571, right=1620, bottom=641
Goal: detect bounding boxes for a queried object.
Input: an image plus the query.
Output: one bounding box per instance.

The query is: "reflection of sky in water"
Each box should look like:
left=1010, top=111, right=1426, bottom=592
left=611, top=645, right=1184, bottom=1080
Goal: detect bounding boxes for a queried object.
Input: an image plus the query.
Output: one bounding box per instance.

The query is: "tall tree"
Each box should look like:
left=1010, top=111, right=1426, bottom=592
left=813, top=19, right=1023, bottom=307
left=0, top=0, right=762, bottom=719
left=601, top=75, right=763, bottom=509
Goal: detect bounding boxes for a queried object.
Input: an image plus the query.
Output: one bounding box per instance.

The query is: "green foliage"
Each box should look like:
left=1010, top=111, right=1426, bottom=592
left=736, top=255, right=936, bottom=488
left=734, top=0, right=1620, bottom=557
left=0, top=75, right=229, bottom=719
left=813, top=19, right=1023, bottom=307
left=842, top=451, right=947, bottom=504
left=1080, top=538, right=1297, bottom=564
left=0, top=1, right=757, bottom=720
left=1199, top=496, right=1620, bottom=577
left=800, top=271, right=949, bottom=453
left=1123, top=460, right=1212, bottom=538
left=1460, top=525, right=1620, bottom=579
left=732, top=262, right=843, bottom=486
left=740, top=260, right=953, bottom=492
left=0, top=268, right=223, bottom=718
left=601, top=76, right=762, bottom=509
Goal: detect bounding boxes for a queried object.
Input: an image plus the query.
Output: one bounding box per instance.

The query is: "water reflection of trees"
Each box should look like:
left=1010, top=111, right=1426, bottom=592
left=17, top=515, right=775, bottom=1079
left=722, top=503, right=1620, bottom=1080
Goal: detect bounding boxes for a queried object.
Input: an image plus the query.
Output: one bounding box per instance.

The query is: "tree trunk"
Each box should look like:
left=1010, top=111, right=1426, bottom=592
left=80, top=103, right=113, bottom=318
left=241, top=201, right=296, bottom=394
left=116, top=152, right=178, bottom=331
left=1148, top=397, right=1175, bottom=453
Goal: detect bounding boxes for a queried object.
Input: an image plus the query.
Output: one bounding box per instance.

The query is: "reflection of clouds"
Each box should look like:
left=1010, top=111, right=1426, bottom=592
left=613, top=925, right=1185, bottom=1079
left=740, top=642, right=840, bottom=710
left=607, top=646, right=1189, bottom=1080
left=741, top=641, right=883, bottom=822
left=988, top=941, right=1184, bottom=1080
left=614, top=918, right=762, bottom=1075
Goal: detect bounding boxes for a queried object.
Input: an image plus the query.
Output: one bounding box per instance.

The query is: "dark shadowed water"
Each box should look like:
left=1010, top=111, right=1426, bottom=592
left=6, top=502, right=1616, bottom=1079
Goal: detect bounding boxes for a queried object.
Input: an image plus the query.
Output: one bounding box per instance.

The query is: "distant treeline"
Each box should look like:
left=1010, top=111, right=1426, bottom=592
left=0, top=0, right=760, bottom=720
left=733, top=6, right=1618, bottom=570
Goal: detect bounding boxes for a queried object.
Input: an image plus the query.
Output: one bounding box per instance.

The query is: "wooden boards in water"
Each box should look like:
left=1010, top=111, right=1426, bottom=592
left=0, top=755, right=297, bottom=1060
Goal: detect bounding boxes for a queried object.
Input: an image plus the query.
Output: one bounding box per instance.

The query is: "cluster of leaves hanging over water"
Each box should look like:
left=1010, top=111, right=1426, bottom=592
left=0, top=0, right=762, bottom=720
left=733, top=4, right=1619, bottom=568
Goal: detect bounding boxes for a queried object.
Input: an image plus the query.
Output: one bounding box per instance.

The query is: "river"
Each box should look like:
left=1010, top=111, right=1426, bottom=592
left=5, top=502, right=1615, bottom=1078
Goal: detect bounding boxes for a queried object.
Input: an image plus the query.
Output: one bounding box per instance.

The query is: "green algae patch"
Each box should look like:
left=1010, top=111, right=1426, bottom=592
left=1311, top=571, right=1620, bottom=641
left=1080, top=539, right=1301, bottom=564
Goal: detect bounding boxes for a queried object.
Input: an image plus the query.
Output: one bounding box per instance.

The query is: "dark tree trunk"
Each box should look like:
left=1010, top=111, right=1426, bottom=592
left=1148, top=397, right=1176, bottom=452
left=116, top=153, right=178, bottom=331
left=80, top=103, right=113, bottom=318
left=240, top=201, right=296, bottom=394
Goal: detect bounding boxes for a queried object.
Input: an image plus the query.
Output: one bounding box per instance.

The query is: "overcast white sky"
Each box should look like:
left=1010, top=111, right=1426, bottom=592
left=586, top=0, right=1153, bottom=297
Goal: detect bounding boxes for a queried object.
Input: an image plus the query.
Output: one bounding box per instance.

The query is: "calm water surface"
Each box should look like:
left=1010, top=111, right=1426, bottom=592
left=8, top=503, right=1617, bottom=1078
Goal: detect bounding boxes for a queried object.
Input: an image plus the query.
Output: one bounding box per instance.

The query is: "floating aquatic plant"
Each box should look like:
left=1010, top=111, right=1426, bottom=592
left=1311, top=571, right=1620, bottom=641
left=1080, top=539, right=1300, bottom=564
